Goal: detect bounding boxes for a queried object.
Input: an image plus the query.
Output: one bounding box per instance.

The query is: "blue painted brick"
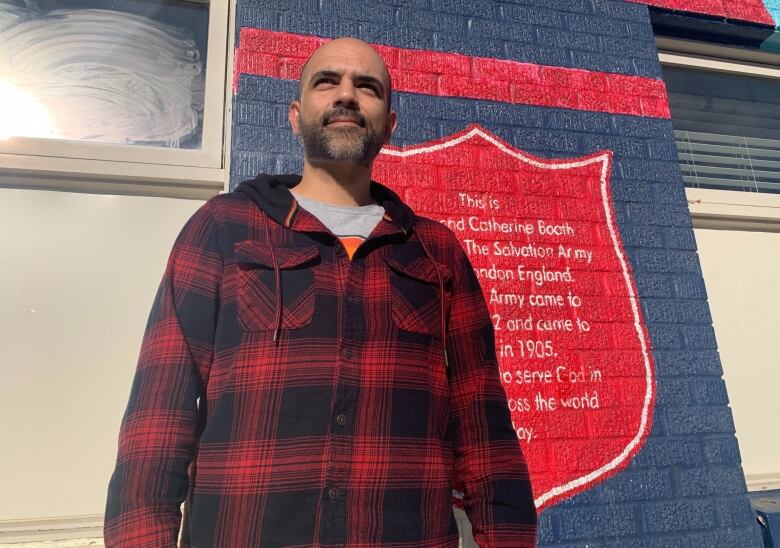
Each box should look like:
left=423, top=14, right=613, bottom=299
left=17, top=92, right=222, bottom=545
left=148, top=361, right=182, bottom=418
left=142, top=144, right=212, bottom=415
left=676, top=466, right=747, bottom=497
left=662, top=227, right=697, bottom=249
left=505, top=42, right=573, bottom=69
left=592, top=0, right=648, bottom=21
left=468, top=17, right=535, bottom=41
left=430, top=0, right=499, bottom=17
left=396, top=9, right=467, bottom=32
left=391, top=118, right=439, bottom=141
left=714, top=496, right=758, bottom=530
left=582, top=135, right=647, bottom=158
left=503, top=5, right=562, bottom=28
left=570, top=51, right=635, bottom=75
left=682, top=324, right=718, bottom=349
left=653, top=350, right=722, bottom=376
left=610, top=178, right=653, bottom=203
left=381, top=0, right=428, bottom=7
left=230, top=151, right=277, bottom=184
left=235, top=125, right=300, bottom=154
left=628, top=249, right=701, bottom=274
left=646, top=323, right=683, bottom=349
left=435, top=33, right=506, bottom=58
left=537, top=512, right=559, bottom=544
left=558, top=504, right=639, bottom=540
left=664, top=405, right=735, bottom=436
left=563, top=13, right=629, bottom=36
left=542, top=0, right=593, bottom=15
left=537, top=26, right=601, bottom=52
left=238, top=75, right=296, bottom=103
left=632, top=437, right=703, bottom=467
left=643, top=499, right=716, bottom=534
left=690, top=377, right=730, bottom=405
left=321, top=0, right=395, bottom=23
left=546, top=110, right=612, bottom=133
left=236, top=101, right=278, bottom=127
left=602, top=35, right=658, bottom=59
left=398, top=94, right=476, bottom=122
left=632, top=58, right=664, bottom=79
left=626, top=20, right=655, bottom=40
left=279, top=11, right=360, bottom=37
left=475, top=102, right=546, bottom=127
left=684, top=527, right=763, bottom=548
left=647, top=139, right=680, bottom=161
left=633, top=273, right=673, bottom=298
left=359, top=24, right=436, bottom=49
left=642, top=299, right=711, bottom=324
left=619, top=159, right=683, bottom=184
left=656, top=378, right=692, bottom=406
left=612, top=117, right=674, bottom=139
left=515, top=128, right=580, bottom=153
left=242, top=0, right=317, bottom=12
left=702, top=435, right=743, bottom=465
left=672, top=275, right=708, bottom=299
left=275, top=153, right=304, bottom=174
left=651, top=182, right=687, bottom=205
left=619, top=225, right=663, bottom=248
left=236, top=7, right=281, bottom=34
left=590, top=469, right=676, bottom=504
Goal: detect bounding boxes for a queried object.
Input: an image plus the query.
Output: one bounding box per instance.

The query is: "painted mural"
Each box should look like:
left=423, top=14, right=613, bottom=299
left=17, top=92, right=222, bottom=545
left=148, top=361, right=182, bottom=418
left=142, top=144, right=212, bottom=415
left=234, top=29, right=660, bottom=510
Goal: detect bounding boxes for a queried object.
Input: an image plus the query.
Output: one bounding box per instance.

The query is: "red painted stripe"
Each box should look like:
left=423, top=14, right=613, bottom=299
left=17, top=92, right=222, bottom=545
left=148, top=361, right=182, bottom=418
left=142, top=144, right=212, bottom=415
left=628, top=0, right=774, bottom=26
left=234, top=28, right=671, bottom=119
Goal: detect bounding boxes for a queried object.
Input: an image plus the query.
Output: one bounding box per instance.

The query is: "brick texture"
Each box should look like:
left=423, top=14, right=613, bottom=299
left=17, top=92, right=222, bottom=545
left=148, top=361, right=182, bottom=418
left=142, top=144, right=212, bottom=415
left=230, top=0, right=763, bottom=545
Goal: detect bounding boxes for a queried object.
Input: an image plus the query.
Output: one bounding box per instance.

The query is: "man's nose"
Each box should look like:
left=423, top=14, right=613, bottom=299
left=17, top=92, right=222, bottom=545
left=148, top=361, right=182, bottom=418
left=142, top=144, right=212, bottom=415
left=334, top=80, right=359, bottom=108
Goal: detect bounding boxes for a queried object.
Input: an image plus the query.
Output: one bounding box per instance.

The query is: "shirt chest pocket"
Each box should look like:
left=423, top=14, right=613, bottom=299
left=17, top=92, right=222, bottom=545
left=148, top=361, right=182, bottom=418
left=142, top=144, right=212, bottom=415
left=234, top=240, right=320, bottom=332
left=384, top=256, right=450, bottom=337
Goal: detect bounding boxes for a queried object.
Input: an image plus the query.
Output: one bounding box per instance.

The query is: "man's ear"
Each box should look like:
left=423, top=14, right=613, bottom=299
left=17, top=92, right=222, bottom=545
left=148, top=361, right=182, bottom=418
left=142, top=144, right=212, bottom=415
left=385, top=110, right=397, bottom=142
left=289, top=101, right=301, bottom=136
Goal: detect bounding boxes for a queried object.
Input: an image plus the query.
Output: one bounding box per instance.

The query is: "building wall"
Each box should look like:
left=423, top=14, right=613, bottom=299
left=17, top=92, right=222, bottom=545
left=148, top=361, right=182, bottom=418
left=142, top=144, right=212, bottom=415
left=0, top=189, right=203, bottom=521
left=694, top=228, right=780, bottom=483
left=231, top=0, right=763, bottom=545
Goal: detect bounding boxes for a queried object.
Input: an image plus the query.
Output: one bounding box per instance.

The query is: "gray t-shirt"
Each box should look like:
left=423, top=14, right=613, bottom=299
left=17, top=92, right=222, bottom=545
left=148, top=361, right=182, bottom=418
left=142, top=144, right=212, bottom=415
left=294, top=194, right=385, bottom=259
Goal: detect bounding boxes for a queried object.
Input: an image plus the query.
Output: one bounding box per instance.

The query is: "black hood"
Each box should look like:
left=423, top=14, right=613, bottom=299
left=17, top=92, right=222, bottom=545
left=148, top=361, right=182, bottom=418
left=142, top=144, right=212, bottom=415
left=234, top=174, right=416, bottom=233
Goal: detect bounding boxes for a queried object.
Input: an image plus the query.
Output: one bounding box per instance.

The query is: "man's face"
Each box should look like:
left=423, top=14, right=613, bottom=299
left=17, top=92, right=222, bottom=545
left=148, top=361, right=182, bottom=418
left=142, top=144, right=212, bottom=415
left=289, top=39, right=396, bottom=167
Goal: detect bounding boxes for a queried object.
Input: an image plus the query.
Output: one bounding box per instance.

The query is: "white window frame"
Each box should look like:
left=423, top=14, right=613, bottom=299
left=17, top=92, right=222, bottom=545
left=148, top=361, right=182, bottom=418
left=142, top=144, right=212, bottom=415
left=0, top=0, right=233, bottom=199
left=657, top=37, right=780, bottom=232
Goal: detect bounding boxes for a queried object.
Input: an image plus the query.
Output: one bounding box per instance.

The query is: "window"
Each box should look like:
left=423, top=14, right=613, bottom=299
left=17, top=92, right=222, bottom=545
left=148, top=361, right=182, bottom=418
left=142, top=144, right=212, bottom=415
left=658, top=38, right=780, bottom=230
left=0, top=0, right=231, bottom=198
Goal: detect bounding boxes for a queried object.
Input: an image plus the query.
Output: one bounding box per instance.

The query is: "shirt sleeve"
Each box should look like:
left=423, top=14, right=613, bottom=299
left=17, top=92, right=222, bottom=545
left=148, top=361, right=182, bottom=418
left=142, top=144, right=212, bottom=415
left=446, top=240, right=538, bottom=547
left=104, top=201, right=223, bottom=547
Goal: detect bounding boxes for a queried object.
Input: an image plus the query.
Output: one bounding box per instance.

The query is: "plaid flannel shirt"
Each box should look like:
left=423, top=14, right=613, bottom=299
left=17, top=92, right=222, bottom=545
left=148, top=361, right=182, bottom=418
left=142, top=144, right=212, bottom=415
left=105, top=175, right=537, bottom=547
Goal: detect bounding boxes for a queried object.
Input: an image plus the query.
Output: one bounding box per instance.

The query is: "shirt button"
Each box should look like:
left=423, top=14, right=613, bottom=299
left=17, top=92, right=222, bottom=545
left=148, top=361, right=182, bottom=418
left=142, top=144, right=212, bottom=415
left=328, top=487, right=339, bottom=499
left=342, top=347, right=352, bottom=359
left=336, top=414, right=347, bottom=426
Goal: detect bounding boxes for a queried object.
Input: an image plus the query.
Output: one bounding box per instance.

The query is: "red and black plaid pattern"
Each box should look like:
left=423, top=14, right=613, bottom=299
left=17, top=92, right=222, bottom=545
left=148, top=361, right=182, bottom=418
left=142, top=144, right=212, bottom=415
left=105, top=175, right=537, bottom=547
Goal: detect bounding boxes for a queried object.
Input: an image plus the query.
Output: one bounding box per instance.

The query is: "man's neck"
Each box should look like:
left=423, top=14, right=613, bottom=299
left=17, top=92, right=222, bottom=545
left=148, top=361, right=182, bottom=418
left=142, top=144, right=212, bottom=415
left=292, top=160, right=374, bottom=206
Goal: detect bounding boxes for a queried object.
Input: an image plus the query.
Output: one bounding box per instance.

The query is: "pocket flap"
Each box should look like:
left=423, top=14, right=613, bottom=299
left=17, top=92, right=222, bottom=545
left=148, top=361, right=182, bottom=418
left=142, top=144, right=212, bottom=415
left=384, top=256, right=450, bottom=285
left=235, top=241, right=320, bottom=269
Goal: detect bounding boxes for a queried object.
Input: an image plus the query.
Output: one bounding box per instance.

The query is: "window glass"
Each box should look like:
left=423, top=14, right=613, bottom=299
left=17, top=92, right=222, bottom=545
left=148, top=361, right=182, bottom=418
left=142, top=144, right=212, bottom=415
left=662, top=65, right=780, bottom=194
left=0, top=0, right=209, bottom=149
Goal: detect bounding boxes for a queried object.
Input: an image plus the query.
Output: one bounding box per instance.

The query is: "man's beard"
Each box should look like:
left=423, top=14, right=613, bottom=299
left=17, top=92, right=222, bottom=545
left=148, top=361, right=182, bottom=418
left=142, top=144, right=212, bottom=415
left=299, top=107, right=387, bottom=166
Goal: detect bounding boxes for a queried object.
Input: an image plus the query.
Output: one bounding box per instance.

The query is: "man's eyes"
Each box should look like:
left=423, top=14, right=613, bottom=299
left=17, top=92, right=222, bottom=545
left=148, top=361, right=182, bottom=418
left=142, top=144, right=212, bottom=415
left=358, top=83, right=380, bottom=95
left=312, top=77, right=381, bottom=96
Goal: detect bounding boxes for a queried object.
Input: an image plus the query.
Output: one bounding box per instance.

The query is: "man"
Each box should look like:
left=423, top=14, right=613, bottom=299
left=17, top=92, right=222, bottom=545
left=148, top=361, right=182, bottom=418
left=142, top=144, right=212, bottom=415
left=105, top=37, right=537, bottom=547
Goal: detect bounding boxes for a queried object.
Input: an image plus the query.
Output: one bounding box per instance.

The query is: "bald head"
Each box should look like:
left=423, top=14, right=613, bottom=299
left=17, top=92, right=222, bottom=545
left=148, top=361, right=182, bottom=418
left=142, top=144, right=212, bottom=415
left=298, top=37, right=393, bottom=110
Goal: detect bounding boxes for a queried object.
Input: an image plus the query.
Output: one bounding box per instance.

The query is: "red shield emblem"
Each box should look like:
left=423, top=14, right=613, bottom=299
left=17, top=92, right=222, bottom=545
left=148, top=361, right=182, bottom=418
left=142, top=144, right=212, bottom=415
left=374, top=125, right=655, bottom=511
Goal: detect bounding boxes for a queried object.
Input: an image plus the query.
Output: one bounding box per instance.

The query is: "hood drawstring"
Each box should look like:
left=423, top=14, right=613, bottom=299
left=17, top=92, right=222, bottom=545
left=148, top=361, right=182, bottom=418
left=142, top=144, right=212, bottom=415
left=416, top=233, right=449, bottom=368
left=265, top=214, right=283, bottom=344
